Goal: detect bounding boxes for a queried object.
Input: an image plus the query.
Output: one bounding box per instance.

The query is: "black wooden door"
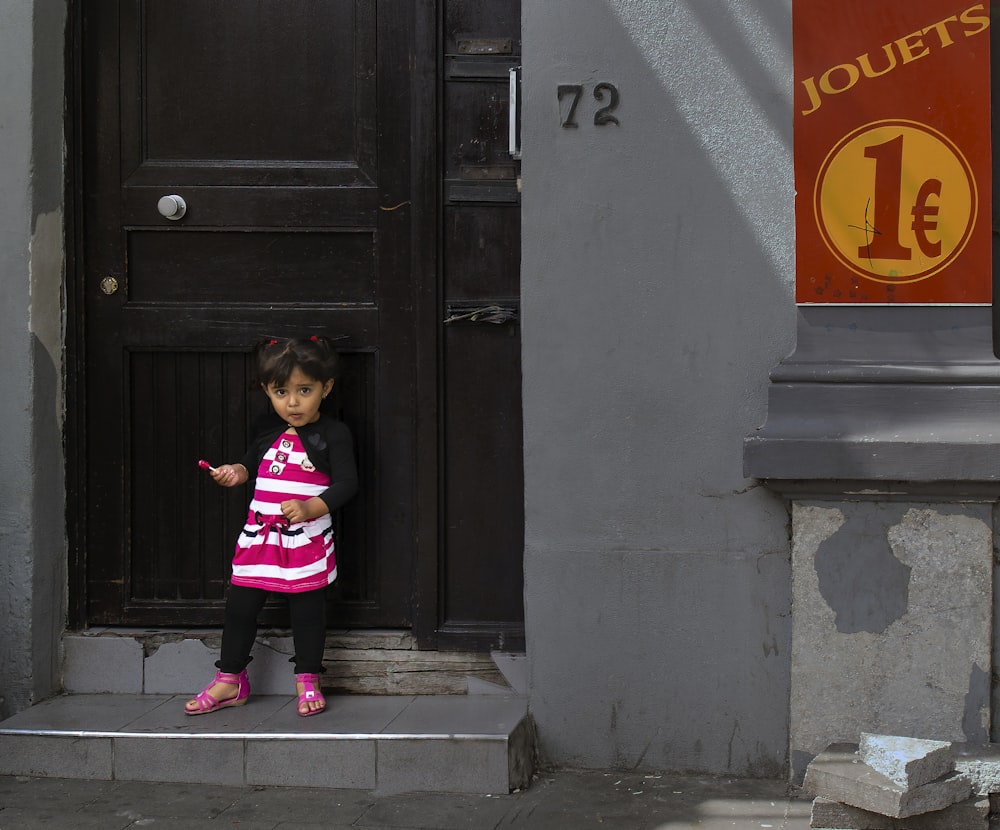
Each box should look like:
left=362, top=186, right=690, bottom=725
left=432, top=0, right=524, bottom=650
left=75, top=0, right=524, bottom=646
left=80, top=0, right=419, bottom=627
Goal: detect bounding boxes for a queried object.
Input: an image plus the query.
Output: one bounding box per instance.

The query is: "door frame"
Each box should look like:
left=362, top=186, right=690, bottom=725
left=63, top=0, right=447, bottom=648
left=410, top=0, right=444, bottom=648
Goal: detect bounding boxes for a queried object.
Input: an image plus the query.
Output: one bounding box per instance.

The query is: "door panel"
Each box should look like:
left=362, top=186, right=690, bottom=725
left=443, top=325, right=524, bottom=625
left=437, top=0, right=524, bottom=649
left=125, top=230, right=376, bottom=304
left=139, top=1, right=367, bottom=165
left=82, top=0, right=412, bottom=627
left=127, top=1, right=376, bottom=175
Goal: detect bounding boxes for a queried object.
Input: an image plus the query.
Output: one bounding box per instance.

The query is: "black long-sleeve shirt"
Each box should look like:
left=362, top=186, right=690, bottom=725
left=239, top=412, right=359, bottom=514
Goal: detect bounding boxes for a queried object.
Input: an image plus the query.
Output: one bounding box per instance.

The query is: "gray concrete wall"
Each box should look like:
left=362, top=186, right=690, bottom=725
left=0, top=0, right=67, bottom=718
left=521, top=1, right=796, bottom=774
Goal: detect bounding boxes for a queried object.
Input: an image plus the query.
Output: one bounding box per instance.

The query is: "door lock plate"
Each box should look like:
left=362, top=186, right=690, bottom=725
left=444, top=302, right=519, bottom=325
left=457, top=37, right=512, bottom=55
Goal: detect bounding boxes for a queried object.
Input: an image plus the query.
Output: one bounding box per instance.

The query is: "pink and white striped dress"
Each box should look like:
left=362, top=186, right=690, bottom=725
left=230, top=430, right=336, bottom=593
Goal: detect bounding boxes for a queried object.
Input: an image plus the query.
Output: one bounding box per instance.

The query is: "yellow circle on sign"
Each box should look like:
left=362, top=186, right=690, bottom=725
left=814, top=119, right=976, bottom=285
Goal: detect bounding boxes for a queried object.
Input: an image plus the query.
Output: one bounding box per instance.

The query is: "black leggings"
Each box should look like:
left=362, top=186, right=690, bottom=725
left=216, top=584, right=327, bottom=675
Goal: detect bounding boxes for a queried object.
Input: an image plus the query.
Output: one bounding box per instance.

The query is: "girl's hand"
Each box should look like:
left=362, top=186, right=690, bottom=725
left=211, top=464, right=246, bottom=487
left=280, top=497, right=329, bottom=524
left=280, top=499, right=309, bottom=524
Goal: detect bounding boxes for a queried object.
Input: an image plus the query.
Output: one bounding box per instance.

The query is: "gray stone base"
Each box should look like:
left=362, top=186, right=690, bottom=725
left=790, top=501, right=992, bottom=782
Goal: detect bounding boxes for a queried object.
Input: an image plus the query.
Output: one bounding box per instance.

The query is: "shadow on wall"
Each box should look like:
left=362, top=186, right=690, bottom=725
left=611, top=0, right=793, bottom=276
left=523, top=0, right=796, bottom=552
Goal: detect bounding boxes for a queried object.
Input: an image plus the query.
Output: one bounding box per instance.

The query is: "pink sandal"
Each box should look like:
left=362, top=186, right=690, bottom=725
left=295, top=672, right=326, bottom=717
left=185, top=669, right=250, bottom=715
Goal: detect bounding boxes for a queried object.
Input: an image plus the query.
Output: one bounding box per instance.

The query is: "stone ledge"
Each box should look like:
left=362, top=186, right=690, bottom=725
left=0, top=693, right=535, bottom=794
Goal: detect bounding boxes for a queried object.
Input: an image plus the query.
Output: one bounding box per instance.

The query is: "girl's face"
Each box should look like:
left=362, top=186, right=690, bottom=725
left=263, top=368, right=334, bottom=427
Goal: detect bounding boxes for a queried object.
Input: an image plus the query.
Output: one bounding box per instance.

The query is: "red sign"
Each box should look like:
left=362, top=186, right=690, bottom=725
left=794, top=2, right=991, bottom=304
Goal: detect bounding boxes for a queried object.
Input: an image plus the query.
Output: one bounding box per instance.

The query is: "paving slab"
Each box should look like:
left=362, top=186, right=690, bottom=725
left=115, top=734, right=247, bottom=786
left=804, top=744, right=971, bottom=819
left=0, top=770, right=816, bottom=829
left=358, top=790, right=516, bottom=829
left=251, top=693, right=413, bottom=734
left=0, top=733, right=114, bottom=779
left=810, top=795, right=988, bottom=829
left=0, top=806, right=136, bottom=830
left=491, top=772, right=813, bottom=830
left=0, top=694, right=171, bottom=733
left=214, top=785, right=374, bottom=825
left=377, top=736, right=511, bottom=795
left=382, top=695, right=528, bottom=736
left=858, top=734, right=954, bottom=790
left=246, top=734, right=378, bottom=789
left=126, top=693, right=287, bottom=732
left=0, top=775, right=114, bottom=807
left=75, top=779, right=247, bottom=819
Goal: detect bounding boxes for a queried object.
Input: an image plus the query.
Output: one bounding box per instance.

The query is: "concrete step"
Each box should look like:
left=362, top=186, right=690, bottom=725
left=0, top=692, right=535, bottom=794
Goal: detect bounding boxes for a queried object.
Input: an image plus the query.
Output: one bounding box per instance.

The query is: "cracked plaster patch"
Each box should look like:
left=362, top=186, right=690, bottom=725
left=815, top=504, right=910, bottom=635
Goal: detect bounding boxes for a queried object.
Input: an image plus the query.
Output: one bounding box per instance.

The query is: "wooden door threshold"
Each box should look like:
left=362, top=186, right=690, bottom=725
left=322, top=629, right=511, bottom=695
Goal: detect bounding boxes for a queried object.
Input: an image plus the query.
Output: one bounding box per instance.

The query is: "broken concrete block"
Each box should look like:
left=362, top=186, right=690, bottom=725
left=810, top=795, right=988, bottom=829
left=803, top=744, right=971, bottom=819
left=953, top=744, right=1000, bottom=796
left=858, top=733, right=954, bottom=790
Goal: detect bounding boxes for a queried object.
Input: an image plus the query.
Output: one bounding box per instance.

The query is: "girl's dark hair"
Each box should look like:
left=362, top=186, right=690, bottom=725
left=254, top=336, right=340, bottom=387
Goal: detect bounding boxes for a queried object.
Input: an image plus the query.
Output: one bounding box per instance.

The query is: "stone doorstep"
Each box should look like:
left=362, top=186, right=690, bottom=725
left=803, top=744, right=971, bottom=819
left=63, top=629, right=517, bottom=696
left=810, top=795, right=989, bottom=830
left=0, top=692, right=536, bottom=794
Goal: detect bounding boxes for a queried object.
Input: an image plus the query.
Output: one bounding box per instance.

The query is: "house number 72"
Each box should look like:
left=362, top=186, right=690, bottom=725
left=558, top=83, right=621, bottom=128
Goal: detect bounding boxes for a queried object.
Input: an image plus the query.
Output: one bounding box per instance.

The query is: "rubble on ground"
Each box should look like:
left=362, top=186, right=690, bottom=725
left=803, top=733, right=1000, bottom=829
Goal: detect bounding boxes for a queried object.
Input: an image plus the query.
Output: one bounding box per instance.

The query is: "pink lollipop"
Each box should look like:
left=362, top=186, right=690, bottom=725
left=197, top=459, right=217, bottom=472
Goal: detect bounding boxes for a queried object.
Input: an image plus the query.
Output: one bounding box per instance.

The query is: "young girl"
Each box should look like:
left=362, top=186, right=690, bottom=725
left=185, top=336, right=358, bottom=717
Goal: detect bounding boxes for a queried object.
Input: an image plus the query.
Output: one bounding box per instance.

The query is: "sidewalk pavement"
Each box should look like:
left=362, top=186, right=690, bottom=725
left=0, top=769, right=813, bottom=829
